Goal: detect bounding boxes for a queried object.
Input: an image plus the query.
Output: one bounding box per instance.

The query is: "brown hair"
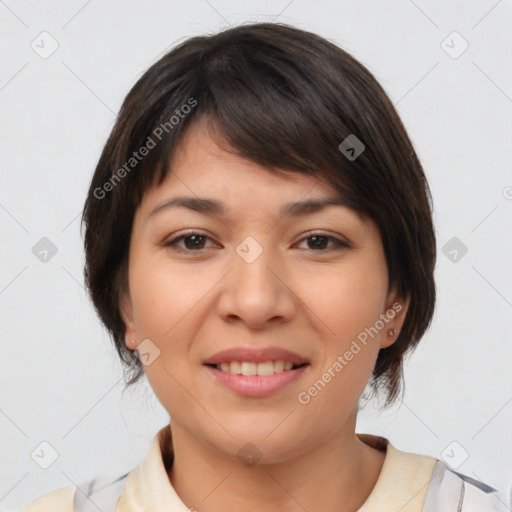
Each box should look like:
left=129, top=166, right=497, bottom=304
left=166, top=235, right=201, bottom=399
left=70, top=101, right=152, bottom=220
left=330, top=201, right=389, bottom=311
left=81, top=22, right=436, bottom=405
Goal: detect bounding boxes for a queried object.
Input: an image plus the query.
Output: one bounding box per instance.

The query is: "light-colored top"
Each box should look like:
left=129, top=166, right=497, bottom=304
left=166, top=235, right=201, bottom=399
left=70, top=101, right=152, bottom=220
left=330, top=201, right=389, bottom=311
left=17, top=425, right=507, bottom=511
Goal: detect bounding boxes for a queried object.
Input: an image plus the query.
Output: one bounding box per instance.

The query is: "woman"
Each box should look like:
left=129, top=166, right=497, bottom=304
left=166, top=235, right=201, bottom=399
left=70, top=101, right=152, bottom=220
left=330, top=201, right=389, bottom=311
left=19, top=22, right=506, bottom=512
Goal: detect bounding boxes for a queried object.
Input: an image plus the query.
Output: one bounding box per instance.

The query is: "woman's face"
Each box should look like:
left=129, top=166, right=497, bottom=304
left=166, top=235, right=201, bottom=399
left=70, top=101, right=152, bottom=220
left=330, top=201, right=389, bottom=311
left=120, top=121, right=407, bottom=463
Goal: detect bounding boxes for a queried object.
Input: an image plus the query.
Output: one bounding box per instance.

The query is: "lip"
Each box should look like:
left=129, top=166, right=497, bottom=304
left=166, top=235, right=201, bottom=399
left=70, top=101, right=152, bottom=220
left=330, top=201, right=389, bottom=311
left=203, top=346, right=309, bottom=365
left=205, top=364, right=309, bottom=397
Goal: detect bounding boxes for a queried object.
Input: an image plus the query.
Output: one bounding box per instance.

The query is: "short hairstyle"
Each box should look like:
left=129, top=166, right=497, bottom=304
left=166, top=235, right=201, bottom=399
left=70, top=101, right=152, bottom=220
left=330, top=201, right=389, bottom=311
left=81, top=22, right=436, bottom=405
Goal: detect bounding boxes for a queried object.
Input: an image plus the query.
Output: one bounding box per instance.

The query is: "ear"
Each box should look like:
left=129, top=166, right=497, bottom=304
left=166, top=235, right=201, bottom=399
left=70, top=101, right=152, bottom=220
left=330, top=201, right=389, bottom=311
left=119, top=292, right=137, bottom=349
left=379, top=288, right=410, bottom=349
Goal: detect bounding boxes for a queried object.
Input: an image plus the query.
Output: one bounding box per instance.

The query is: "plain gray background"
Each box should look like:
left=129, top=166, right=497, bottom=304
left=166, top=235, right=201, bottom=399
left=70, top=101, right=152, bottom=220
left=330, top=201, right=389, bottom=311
left=1, top=1, right=511, bottom=510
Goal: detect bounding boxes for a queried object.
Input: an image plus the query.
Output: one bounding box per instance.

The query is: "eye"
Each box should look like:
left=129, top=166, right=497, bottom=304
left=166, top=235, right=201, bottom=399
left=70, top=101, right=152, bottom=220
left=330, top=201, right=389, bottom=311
left=163, top=232, right=217, bottom=253
left=162, top=231, right=350, bottom=254
left=295, top=232, right=350, bottom=252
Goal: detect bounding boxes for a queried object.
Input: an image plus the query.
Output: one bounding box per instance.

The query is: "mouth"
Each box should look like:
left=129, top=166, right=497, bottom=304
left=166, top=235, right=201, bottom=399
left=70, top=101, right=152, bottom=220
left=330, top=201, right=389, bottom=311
left=205, top=360, right=309, bottom=376
left=203, top=347, right=310, bottom=397
left=203, top=346, right=310, bottom=396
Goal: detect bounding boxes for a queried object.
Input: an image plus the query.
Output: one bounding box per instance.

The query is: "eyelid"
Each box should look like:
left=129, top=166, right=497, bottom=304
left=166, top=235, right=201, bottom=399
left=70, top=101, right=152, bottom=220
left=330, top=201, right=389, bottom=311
left=162, top=229, right=351, bottom=254
left=297, top=230, right=351, bottom=249
left=162, top=229, right=218, bottom=251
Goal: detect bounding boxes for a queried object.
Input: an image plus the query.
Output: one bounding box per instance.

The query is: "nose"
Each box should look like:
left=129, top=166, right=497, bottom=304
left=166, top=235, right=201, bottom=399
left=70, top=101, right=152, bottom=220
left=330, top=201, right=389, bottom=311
left=216, top=239, right=296, bottom=329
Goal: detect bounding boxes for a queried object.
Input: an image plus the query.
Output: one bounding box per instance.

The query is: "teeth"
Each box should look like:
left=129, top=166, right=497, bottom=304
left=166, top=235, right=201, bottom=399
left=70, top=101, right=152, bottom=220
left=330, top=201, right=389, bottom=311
left=215, top=360, right=301, bottom=375
left=241, top=362, right=257, bottom=376
left=257, top=361, right=274, bottom=376
left=229, top=361, right=241, bottom=374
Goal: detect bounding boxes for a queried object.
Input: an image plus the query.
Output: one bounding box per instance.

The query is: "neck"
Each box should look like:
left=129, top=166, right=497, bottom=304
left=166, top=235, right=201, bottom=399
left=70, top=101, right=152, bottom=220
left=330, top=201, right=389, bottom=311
left=165, top=418, right=386, bottom=512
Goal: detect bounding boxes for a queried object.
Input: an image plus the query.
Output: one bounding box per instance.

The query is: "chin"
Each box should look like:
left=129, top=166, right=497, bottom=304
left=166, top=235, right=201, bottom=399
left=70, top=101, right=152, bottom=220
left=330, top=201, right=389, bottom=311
left=221, top=437, right=304, bottom=467
left=212, top=422, right=314, bottom=465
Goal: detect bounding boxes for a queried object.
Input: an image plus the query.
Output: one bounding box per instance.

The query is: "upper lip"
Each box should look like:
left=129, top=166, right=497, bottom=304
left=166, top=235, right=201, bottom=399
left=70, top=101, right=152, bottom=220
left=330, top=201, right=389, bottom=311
left=203, top=347, right=310, bottom=365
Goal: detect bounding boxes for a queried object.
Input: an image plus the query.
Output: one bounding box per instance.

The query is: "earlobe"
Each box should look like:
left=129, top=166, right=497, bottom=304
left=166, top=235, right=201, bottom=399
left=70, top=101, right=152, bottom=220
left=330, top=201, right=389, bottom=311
left=380, top=291, right=410, bottom=349
left=119, top=293, right=137, bottom=349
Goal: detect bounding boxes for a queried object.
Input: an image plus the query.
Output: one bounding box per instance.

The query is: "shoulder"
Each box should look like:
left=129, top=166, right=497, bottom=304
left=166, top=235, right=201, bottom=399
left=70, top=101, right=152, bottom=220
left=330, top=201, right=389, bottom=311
left=16, top=484, right=75, bottom=511
left=423, top=460, right=509, bottom=512
left=357, top=434, right=508, bottom=512
left=16, top=473, right=130, bottom=512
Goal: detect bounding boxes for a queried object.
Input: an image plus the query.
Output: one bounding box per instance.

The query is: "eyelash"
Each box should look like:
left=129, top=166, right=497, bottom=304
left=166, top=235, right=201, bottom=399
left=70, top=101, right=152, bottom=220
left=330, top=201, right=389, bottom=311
left=162, top=231, right=350, bottom=254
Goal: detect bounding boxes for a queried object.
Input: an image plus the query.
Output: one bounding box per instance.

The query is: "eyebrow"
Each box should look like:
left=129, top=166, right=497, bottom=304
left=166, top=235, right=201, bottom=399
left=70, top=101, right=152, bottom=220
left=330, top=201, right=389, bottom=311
left=147, top=195, right=356, bottom=220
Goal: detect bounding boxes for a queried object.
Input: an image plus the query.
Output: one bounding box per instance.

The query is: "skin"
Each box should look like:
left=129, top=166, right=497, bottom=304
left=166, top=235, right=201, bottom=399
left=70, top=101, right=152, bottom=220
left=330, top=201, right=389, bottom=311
left=120, top=119, right=410, bottom=512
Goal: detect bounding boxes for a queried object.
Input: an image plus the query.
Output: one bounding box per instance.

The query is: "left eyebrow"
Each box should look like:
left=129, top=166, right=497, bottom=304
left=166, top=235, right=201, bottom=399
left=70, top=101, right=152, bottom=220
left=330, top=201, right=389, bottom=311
left=147, top=195, right=358, bottom=221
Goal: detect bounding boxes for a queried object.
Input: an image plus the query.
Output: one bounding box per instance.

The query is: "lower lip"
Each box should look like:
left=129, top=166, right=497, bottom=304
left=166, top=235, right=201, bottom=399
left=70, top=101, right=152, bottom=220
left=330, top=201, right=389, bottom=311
left=204, top=365, right=309, bottom=397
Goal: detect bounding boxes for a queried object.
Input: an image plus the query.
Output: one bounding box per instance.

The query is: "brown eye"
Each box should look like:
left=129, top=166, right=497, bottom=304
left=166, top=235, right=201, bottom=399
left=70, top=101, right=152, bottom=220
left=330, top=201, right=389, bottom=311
left=306, top=235, right=329, bottom=250
left=297, top=233, right=350, bottom=252
left=164, top=233, right=215, bottom=253
left=163, top=231, right=349, bottom=255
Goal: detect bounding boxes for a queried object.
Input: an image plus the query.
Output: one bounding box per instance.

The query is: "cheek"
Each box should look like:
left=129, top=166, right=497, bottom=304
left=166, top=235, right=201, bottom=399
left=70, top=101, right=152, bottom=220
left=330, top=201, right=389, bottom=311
left=128, top=257, right=222, bottom=400
left=128, top=260, right=204, bottom=418
left=298, top=261, right=388, bottom=341
left=129, top=257, right=216, bottom=341
left=297, top=303, right=382, bottom=429
left=293, top=261, right=386, bottom=409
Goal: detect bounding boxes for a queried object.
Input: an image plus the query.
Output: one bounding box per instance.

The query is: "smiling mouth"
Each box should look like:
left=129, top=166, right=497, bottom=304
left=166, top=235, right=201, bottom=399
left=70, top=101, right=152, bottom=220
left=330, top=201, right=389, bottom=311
left=205, top=361, right=309, bottom=376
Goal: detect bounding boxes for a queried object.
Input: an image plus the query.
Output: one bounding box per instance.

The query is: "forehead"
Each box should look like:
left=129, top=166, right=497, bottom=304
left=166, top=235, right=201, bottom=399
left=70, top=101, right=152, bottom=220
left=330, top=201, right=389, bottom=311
left=180, top=123, right=324, bottom=187
left=139, top=121, right=351, bottom=217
